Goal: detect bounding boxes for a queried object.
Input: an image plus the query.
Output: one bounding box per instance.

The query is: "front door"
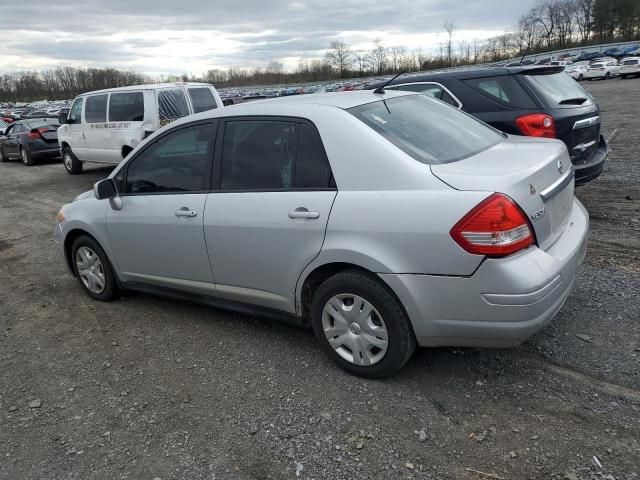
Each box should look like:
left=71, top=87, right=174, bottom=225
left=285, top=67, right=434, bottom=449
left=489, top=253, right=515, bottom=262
left=65, top=97, right=86, bottom=158
left=2, top=123, right=20, bottom=158
left=106, top=122, right=217, bottom=294
left=204, top=118, right=337, bottom=313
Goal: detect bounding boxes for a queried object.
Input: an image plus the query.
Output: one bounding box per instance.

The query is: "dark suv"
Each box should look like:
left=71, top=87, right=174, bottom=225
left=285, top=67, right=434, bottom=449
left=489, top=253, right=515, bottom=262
left=367, top=66, right=607, bottom=185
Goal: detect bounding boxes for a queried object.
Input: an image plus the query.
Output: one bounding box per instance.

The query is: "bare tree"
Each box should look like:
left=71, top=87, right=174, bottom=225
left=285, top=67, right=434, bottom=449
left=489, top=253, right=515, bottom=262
left=369, top=38, right=387, bottom=75
left=353, top=51, right=370, bottom=77
left=443, top=19, right=456, bottom=67
left=325, top=40, right=353, bottom=79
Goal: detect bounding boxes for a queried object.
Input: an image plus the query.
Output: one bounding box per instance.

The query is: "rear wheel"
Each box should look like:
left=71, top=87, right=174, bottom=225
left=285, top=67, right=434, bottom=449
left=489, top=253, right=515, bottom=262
left=0, top=148, right=7, bottom=162
left=621, top=74, right=628, bottom=79
left=71, top=235, right=118, bottom=301
left=578, top=74, right=584, bottom=81
left=20, top=147, right=35, bottom=166
left=310, top=270, right=416, bottom=378
left=604, top=72, right=611, bottom=80
left=62, top=146, right=82, bottom=174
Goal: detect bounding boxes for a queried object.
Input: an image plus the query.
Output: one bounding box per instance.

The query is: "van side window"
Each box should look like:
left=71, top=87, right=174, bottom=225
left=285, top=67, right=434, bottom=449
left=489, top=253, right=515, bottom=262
left=188, top=87, right=217, bottom=113
left=85, top=94, right=108, bottom=123
left=109, top=92, right=144, bottom=122
left=158, top=89, right=190, bottom=126
left=68, top=98, right=83, bottom=125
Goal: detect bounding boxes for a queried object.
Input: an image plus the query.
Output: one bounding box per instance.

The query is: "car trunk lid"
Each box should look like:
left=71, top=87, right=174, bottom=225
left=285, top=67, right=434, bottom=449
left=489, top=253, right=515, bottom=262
left=431, top=136, right=574, bottom=251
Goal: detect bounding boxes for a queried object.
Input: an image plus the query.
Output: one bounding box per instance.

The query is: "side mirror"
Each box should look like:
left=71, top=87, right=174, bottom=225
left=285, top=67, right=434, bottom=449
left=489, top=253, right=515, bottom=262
left=58, top=113, right=68, bottom=124
left=94, top=178, right=118, bottom=200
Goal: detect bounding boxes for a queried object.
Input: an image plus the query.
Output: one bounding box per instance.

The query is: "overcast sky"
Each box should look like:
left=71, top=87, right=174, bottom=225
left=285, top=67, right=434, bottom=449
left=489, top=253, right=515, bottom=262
left=0, top=0, right=536, bottom=75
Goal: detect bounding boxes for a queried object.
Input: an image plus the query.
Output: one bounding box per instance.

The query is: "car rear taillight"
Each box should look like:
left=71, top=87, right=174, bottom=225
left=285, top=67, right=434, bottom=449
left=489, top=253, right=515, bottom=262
left=27, top=127, right=48, bottom=140
left=450, top=193, right=535, bottom=257
left=515, top=113, right=556, bottom=138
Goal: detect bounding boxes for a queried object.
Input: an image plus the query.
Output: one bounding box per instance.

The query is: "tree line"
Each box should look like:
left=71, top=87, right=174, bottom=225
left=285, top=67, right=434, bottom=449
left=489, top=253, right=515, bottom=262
left=1, top=0, right=639, bottom=102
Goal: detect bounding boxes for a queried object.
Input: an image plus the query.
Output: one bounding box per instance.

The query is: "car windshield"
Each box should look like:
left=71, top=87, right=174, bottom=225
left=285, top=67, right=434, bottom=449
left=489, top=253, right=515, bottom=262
left=348, top=94, right=502, bottom=164
left=523, top=72, right=594, bottom=107
left=23, top=118, right=60, bottom=129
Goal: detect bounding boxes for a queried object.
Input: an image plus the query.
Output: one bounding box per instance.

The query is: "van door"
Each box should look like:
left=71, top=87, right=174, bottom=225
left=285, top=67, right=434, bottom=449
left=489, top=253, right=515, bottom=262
left=83, top=94, right=110, bottom=162
left=106, top=91, right=145, bottom=163
left=65, top=97, right=87, bottom=159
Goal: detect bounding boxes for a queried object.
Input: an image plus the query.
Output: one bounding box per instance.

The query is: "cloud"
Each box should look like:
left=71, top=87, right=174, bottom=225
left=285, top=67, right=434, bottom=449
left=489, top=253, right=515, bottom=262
left=0, top=0, right=537, bottom=75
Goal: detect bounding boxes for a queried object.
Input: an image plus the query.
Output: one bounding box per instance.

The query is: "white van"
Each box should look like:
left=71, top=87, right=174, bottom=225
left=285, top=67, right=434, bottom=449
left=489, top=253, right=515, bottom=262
left=57, top=82, right=224, bottom=174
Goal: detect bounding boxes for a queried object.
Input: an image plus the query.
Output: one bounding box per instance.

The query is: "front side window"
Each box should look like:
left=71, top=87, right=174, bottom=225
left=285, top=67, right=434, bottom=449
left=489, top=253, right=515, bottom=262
left=158, top=89, right=190, bottom=126
left=188, top=87, right=217, bottom=113
left=109, top=92, right=144, bottom=122
left=68, top=98, right=83, bottom=124
left=463, top=75, right=536, bottom=108
left=396, top=83, right=460, bottom=107
left=221, top=121, right=296, bottom=190
left=349, top=95, right=502, bottom=165
left=124, top=123, right=214, bottom=194
left=85, top=94, right=108, bottom=123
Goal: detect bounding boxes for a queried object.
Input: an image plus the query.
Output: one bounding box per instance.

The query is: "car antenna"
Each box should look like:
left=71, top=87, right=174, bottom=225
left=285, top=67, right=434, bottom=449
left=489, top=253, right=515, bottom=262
left=373, top=71, right=406, bottom=94
left=519, top=46, right=530, bottom=65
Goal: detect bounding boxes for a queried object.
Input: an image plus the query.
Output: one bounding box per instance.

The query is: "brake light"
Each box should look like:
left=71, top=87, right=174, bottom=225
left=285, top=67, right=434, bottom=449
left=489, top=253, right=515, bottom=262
left=515, top=113, right=556, bottom=138
left=450, top=193, right=535, bottom=257
left=27, top=127, right=47, bottom=140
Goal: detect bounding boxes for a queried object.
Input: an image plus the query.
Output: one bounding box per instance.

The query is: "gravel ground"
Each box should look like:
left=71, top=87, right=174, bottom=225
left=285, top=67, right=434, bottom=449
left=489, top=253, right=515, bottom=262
left=1, top=78, right=639, bottom=480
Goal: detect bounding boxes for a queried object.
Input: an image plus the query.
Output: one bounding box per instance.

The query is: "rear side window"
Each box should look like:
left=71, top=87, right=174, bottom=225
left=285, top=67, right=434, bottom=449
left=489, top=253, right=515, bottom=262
left=523, top=72, right=594, bottom=107
left=109, top=92, right=144, bottom=122
left=221, top=121, right=296, bottom=190
left=158, top=89, right=190, bottom=126
left=623, top=59, right=638, bottom=65
left=295, top=124, right=333, bottom=188
left=188, top=87, right=217, bottom=113
left=349, top=95, right=502, bottom=164
left=463, top=75, right=536, bottom=109
left=85, top=94, right=107, bottom=123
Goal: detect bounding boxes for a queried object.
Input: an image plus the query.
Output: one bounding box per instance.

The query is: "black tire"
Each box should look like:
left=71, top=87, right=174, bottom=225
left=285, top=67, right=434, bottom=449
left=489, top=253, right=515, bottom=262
left=71, top=235, right=118, bottom=302
left=62, top=146, right=82, bottom=174
left=0, top=148, right=8, bottom=162
left=310, top=269, right=416, bottom=378
left=20, top=147, right=35, bottom=166
left=578, top=74, right=584, bottom=81
left=621, top=74, right=628, bottom=79
left=605, top=72, right=611, bottom=80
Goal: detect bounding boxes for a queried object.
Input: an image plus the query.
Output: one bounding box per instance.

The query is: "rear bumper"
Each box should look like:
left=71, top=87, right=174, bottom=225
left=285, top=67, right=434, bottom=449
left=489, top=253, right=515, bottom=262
left=573, top=135, right=607, bottom=185
left=380, top=197, right=589, bottom=348
left=26, top=141, right=61, bottom=158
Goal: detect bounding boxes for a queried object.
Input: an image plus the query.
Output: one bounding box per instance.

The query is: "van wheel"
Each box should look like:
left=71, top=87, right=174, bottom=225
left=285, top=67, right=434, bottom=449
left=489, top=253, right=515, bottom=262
left=310, top=270, right=416, bottom=379
left=21, top=147, right=35, bottom=166
left=62, top=146, right=82, bottom=174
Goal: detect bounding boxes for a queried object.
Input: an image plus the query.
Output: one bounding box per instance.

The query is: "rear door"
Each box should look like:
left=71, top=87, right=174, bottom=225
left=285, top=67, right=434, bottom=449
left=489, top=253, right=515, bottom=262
left=203, top=118, right=337, bottom=313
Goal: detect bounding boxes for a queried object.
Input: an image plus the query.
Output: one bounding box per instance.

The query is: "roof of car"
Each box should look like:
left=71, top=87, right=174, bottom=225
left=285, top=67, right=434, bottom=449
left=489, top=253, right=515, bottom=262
left=365, top=65, right=564, bottom=89
left=79, top=82, right=214, bottom=96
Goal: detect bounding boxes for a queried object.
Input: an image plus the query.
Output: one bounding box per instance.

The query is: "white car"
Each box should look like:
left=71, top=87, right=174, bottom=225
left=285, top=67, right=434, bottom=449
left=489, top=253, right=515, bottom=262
left=57, top=82, right=224, bottom=174
left=620, top=57, right=640, bottom=78
left=583, top=60, right=621, bottom=80
left=565, top=63, right=589, bottom=81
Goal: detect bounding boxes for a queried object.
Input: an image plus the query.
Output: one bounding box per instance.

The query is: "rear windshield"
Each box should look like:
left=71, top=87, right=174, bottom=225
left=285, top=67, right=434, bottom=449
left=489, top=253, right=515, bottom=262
left=522, top=72, right=594, bottom=107
left=349, top=95, right=502, bottom=165
left=24, top=118, right=60, bottom=129
left=623, top=59, right=639, bottom=65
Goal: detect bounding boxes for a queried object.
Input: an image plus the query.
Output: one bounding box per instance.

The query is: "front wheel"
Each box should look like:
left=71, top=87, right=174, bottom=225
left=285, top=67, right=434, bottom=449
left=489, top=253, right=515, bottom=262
left=578, top=74, right=584, bottom=81
left=604, top=72, right=611, bottom=80
left=21, top=147, right=35, bottom=166
left=310, top=270, right=416, bottom=378
left=0, top=148, right=7, bottom=162
left=71, top=235, right=118, bottom=301
left=62, top=146, right=82, bottom=174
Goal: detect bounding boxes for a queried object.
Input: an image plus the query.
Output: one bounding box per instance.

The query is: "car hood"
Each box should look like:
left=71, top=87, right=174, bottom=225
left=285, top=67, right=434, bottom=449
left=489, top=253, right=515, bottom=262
left=72, top=190, right=94, bottom=203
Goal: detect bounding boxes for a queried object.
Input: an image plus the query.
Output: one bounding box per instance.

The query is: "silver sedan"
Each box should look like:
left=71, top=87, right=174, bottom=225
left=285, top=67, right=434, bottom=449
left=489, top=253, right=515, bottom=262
left=54, top=91, right=588, bottom=378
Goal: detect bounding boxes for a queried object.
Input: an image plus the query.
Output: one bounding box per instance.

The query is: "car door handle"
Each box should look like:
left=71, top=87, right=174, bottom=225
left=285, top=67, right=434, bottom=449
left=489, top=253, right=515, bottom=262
left=288, top=207, right=319, bottom=220
left=175, top=207, right=197, bottom=218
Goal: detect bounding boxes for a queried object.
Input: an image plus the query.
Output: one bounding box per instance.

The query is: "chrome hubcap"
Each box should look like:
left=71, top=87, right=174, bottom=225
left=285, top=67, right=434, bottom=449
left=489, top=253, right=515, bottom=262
left=64, top=153, right=72, bottom=170
left=322, top=294, right=388, bottom=366
left=75, top=246, right=106, bottom=294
